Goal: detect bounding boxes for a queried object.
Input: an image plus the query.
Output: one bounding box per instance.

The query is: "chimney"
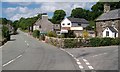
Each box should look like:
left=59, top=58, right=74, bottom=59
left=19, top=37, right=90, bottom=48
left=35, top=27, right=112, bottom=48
left=104, top=3, right=110, bottom=13
left=42, top=13, right=48, bottom=20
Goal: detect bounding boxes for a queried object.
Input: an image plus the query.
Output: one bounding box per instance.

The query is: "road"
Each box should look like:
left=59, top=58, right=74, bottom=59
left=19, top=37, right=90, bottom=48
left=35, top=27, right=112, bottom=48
left=65, top=46, right=118, bottom=71
left=2, top=30, right=79, bottom=70
left=2, top=30, right=119, bottom=72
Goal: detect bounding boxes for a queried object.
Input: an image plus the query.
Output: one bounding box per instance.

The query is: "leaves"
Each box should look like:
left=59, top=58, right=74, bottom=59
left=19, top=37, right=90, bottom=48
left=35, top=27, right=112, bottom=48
left=52, top=10, right=66, bottom=24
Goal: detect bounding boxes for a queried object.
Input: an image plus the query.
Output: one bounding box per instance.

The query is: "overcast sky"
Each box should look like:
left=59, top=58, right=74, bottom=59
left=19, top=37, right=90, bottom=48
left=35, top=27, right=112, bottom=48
left=1, top=2, right=97, bottom=21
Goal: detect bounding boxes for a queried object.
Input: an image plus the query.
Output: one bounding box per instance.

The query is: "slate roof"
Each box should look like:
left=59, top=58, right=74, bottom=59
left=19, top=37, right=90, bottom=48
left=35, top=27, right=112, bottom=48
left=107, top=26, right=118, bottom=33
left=34, top=18, right=53, bottom=32
left=67, top=17, right=89, bottom=24
left=96, top=9, right=120, bottom=21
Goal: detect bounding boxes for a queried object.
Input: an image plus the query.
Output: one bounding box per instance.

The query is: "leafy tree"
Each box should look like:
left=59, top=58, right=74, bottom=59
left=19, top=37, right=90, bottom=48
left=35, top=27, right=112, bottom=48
left=2, top=25, right=10, bottom=40
left=52, top=10, right=66, bottom=24
left=0, top=18, right=8, bottom=25
left=12, top=20, right=19, bottom=34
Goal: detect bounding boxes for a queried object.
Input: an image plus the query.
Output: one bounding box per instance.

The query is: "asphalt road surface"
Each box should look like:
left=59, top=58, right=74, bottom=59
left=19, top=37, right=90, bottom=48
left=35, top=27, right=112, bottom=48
left=65, top=46, right=118, bottom=71
left=2, top=30, right=79, bottom=70
left=2, top=30, right=119, bottom=72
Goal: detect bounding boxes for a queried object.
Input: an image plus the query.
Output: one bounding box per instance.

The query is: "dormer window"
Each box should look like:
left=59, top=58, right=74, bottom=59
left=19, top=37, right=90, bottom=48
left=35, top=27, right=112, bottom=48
left=67, top=23, right=70, bottom=25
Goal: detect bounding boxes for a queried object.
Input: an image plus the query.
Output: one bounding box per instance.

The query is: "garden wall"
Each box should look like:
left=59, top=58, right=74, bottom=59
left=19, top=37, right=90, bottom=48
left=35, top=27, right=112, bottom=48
left=45, top=36, right=120, bottom=48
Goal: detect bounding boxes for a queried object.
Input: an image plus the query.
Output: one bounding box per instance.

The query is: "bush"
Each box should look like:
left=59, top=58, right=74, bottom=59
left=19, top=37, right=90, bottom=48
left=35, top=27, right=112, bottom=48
left=82, top=30, right=89, bottom=39
left=32, top=30, right=40, bottom=38
left=100, top=37, right=113, bottom=46
left=89, top=37, right=101, bottom=47
left=66, top=30, right=76, bottom=38
left=2, top=25, right=10, bottom=41
left=89, top=37, right=120, bottom=47
left=112, top=38, right=120, bottom=45
left=47, top=31, right=57, bottom=37
left=64, top=39, right=78, bottom=48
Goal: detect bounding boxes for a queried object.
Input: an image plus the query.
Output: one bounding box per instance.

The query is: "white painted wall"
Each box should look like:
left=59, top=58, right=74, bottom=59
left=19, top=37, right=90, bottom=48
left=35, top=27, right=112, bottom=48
left=33, top=25, right=40, bottom=31
left=103, top=27, right=118, bottom=38
left=61, top=18, right=72, bottom=27
left=70, top=27, right=83, bottom=30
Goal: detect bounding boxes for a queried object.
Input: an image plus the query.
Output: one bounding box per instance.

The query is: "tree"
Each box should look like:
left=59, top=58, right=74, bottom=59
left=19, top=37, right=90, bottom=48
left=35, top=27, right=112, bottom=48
left=2, top=25, right=10, bottom=40
left=71, top=8, right=85, bottom=18
left=12, top=20, right=19, bottom=34
left=52, top=10, right=66, bottom=24
left=0, top=18, right=8, bottom=25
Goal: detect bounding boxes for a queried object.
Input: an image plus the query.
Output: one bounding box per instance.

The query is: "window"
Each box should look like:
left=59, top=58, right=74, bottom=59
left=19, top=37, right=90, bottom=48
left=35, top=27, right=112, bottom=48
left=106, top=31, right=109, bottom=36
left=62, top=23, right=65, bottom=25
left=67, top=23, right=70, bottom=25
left=78, top=23, right=81, bottom=26
left=115, top=33, right=116, bottom=37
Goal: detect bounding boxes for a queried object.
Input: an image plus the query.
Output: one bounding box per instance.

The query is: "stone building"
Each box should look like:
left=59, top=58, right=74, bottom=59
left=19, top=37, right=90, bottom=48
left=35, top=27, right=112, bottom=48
left=33, top=14, right=54, bottom=34
left=95, top=3, right=120, bottom=38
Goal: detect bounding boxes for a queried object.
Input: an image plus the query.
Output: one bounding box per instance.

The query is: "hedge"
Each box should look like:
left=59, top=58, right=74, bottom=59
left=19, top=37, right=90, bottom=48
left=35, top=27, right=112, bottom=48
left=89, top=37, right=120, bottom=47
left=64, top=39, right=81, bottom=48
left=63, top=37, right=120, bottom=48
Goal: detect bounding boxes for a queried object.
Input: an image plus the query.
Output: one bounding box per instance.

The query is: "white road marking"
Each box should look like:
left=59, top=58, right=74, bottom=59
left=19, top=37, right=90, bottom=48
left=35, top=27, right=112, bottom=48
left=76, top=59, right=79, bottom=62
left=0, top=46, right=3, bottom=49
left=86, top=62, right=90, bottom=65
left=60, top=48, right=65, bottom=51
left=27, top=43, right=29, bottom=46
left=25, top=41, right=26, bottom=43
left=3, top=55, right=22, bottom=67
left=79, top=65, right=84, bottom=69
left=74, top=57, right=77, bottom=60
left=92, top=53, right=107, bottom=57
left=83, top=59, right=87, bottom=62
left=82, top=58, right=94, bottom=70
left=88, top=66, right=94, bottom=69
left=77, top=61, right=81, bottom=65
left=60, top=49, right=84, bottom=70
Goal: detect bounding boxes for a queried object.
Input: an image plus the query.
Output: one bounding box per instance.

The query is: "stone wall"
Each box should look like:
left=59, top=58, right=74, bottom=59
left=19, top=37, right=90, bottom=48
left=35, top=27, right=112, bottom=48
left=96, top=19, right=119, bottom=37
left=45, top=36, right=82, bottom=48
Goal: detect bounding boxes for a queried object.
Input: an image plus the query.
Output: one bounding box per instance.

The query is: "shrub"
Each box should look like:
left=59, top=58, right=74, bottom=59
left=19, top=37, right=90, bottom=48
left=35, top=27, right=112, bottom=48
left=66, top=30, right=76, bottom=38
left=58, top=34, right=65, bottom=38
left=2, top=25, right=10, bottom=41
left=47, top=31, right=57, bottom=37
left=89, top=37, right=101, bottom=47
left=64, top=39, right=78, bottom=48
left=82, top=30, right=89, bottom=39
left=32, top=30, right=40, bottom=38
left=112, top=38, right=120, bottom=45
left=100, top=37, right=113, bottom=46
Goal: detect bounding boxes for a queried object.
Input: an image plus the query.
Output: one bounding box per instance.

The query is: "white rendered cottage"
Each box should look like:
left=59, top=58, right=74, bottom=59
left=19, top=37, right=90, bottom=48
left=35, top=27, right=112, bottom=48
left=60, top=17, right=89, bottom=37
left=103, top=26, right=118, bottom=38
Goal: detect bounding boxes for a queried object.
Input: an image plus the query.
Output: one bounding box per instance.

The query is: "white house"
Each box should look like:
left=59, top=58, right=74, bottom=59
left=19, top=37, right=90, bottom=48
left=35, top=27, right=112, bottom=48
left=103, top=26, right=118, bottom=38
left=61, top=17, right=89, bottom=37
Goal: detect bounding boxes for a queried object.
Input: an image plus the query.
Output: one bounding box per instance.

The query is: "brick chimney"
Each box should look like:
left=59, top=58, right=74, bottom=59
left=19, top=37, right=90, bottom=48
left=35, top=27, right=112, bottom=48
left=104, top=3, right=110, bottom=13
